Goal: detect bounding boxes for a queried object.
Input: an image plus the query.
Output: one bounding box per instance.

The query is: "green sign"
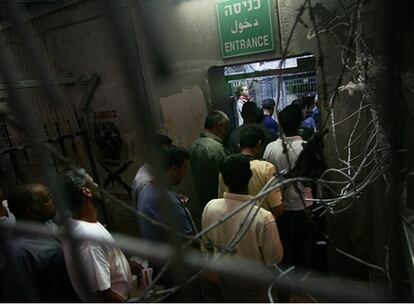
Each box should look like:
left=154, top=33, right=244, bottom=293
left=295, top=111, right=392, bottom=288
left=216, top=0, right=274, bottom=58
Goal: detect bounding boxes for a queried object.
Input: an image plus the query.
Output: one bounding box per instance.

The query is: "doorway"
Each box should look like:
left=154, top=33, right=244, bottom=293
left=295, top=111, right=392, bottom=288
left=208, top=54, right=317, bottom=128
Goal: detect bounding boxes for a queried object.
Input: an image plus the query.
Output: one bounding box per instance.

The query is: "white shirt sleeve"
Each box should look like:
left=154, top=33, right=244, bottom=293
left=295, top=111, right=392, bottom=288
left=81, top=243, right=111, bottom=292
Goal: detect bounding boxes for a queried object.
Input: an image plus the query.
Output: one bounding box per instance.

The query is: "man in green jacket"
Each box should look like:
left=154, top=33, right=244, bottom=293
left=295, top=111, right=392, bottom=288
left=190, top=110, right=229, bottom=210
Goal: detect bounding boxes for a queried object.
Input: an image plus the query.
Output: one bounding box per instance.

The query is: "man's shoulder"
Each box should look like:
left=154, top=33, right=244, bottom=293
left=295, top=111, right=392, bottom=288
left=69, top=219, right=111, bottom=238
left=255, top=207, right=276, bottom=225
left=132, top=165, right=153, bottom=194
left=190, top=136, right=203, bottom=145
left=191, top=137, right=225, bottom=156
left=137, top=183, right=160, bottom=207
left=139, top=182, right=157, bottom=196
left=190, top=137, right=211, bottom=152
left=264, top=139, right=282, bottom=152
left=135, top=163, right=152, bottom=178
left=250, top=158, right=273, bottom=167
left=203, top=198, right=225, bottom=213
left=263, top=115, right=277, bottom=125
left=10, top=235, right=61, bottom=260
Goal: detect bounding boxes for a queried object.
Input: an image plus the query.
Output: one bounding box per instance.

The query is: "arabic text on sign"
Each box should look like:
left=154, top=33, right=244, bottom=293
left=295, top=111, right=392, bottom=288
left=231, top=18, right=260, bottom=34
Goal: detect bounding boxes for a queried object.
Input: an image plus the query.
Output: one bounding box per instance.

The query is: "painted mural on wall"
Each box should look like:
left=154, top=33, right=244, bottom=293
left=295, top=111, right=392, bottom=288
left=93, top=109, right=139, bottom=235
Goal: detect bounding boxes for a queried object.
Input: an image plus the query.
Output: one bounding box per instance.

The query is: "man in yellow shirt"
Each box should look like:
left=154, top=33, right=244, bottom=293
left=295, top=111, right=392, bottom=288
left=202, top=154, right=283, bottom=302
left=218, top=125, right=283, bottom=218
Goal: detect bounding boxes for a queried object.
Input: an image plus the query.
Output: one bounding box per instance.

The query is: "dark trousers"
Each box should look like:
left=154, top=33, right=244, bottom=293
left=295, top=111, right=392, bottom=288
left=276, top=209, right=313, bottom=302
left=277, top=209, right=313, bottom=268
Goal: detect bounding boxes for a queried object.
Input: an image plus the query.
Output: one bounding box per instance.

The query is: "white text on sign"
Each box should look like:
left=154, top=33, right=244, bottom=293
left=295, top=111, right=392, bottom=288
left=224, top=0, right=262, bottom=16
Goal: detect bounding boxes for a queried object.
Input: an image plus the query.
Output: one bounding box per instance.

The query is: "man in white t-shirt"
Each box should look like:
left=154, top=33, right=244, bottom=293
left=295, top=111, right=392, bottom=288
left=263, top=104, right=313, bottom=271
left=60, top=168, right=133, bottom=302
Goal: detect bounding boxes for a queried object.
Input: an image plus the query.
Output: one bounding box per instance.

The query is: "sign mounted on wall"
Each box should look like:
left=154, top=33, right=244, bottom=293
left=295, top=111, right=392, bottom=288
left=216, top=0, right=275, bottom=58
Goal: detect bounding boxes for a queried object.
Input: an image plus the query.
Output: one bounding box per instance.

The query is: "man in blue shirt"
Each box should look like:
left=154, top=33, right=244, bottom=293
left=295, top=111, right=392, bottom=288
left=261, top=98, right=279, bottom=138
left=137, top=144, right=197, bottom=243
left=292, top=96, right=317, bottom=141
left=137, top=145, right=199, bottom=301
left=131, top=134, right=173, bottom=205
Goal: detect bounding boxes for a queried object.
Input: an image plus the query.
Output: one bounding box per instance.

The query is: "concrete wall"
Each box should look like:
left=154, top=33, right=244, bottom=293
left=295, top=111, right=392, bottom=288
left=0, top=0, right=148, bottom=234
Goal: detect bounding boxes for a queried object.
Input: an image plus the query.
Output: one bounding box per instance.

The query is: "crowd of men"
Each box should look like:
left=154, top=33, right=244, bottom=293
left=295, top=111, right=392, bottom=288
left=133, top=94, right=321, bottom=302
left=0, top=93, right=322, bottom=302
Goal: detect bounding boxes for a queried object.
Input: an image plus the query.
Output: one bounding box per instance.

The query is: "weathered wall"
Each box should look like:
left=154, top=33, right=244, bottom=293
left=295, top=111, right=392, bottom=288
left=0, top=0, right=148, bottom=234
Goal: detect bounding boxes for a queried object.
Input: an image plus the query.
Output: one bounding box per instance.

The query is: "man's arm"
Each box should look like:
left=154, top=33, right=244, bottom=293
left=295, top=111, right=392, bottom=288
left=81, top=245, right=130, bottom=302
left=169, top=193, right=196, bottom=236
left=191, top=147, right=221, bottom=208
left=260, top=218, right=284, bottom=265
left=269, top=205, right=284, bottom=218
left=265, top=162, right=284, bottom=218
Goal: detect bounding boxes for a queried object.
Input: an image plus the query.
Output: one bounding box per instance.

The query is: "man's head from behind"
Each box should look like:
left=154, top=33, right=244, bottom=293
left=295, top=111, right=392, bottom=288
left=291, top=99, right=306, bottom=119
left=159, top=145, right=190, bottom=186
left=262, top=98, right=276, bottom=116
left=220, top=154, right=252, bottom=194
left=8, top=183, right=56, bottom=222
left=278, top=104, right=303, bottom=136
left=204, top=110, right=230, bottom=139
left=241, top=102, right=261, bottom=124
left=302, top=95, right=316, bottom=113
left=60, top=168, right=101, bottom=213
left=239, top=125, right=265, bottom=158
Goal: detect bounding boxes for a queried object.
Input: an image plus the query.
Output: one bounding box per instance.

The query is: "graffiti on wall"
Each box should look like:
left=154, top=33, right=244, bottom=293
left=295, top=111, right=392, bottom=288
left=94, top=110, right=133, bottom=198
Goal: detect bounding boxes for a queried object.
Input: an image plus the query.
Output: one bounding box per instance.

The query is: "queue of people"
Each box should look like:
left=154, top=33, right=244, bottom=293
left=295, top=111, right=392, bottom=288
left=0, top=94, right=321, bottom=302
left=131, top=95, right=321, bottom=302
